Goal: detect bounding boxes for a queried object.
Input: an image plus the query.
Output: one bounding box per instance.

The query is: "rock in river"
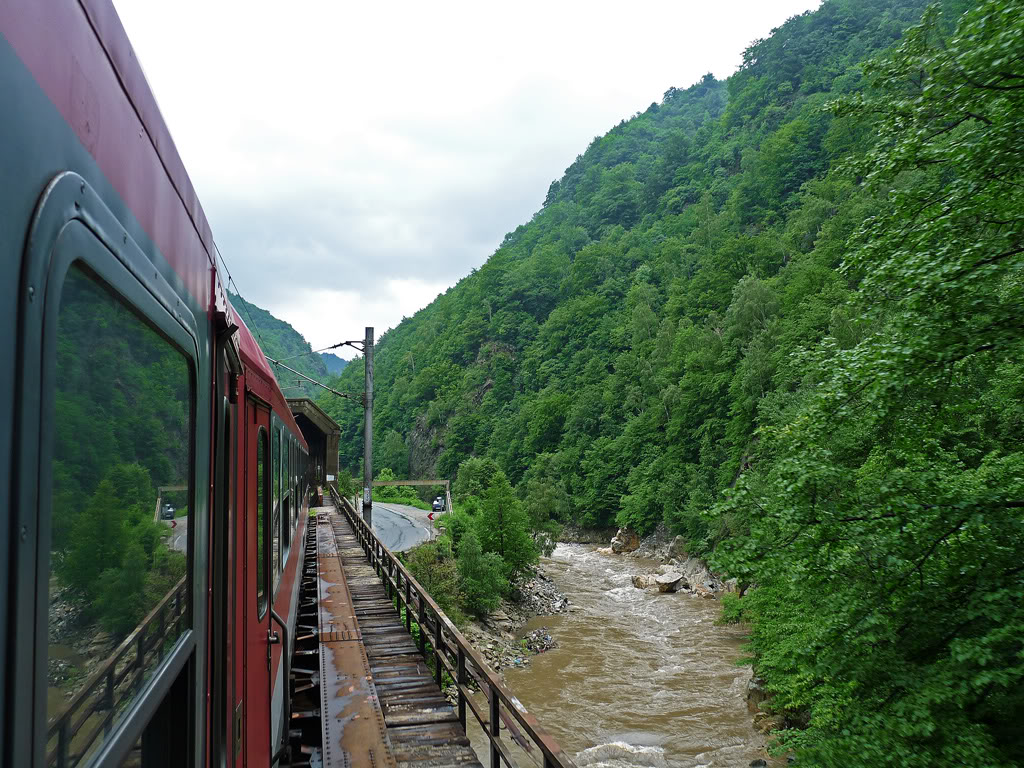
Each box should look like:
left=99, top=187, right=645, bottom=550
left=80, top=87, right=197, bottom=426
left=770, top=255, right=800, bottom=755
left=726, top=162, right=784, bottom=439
left=610, top=527, right=640, bottom=553
left=656, top=572, right=686, bottom=593
left=631, top=574, right=657, bottom=589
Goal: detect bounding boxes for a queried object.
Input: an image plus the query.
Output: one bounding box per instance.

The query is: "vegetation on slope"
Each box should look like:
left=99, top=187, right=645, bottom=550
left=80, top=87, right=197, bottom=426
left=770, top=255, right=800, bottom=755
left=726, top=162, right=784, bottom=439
left=321, top=352, right=349, bottom=375
left=230, top=292, right=328, bottom=397
left=315, top=0, right=1023, bottom=763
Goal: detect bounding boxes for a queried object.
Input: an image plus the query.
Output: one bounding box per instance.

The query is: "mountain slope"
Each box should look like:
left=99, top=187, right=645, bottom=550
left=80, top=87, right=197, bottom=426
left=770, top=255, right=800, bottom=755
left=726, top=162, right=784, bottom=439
left=230, top=293, right=327, bottom=397
left=317, top=1, right=1024, bottom=763
left=320, top=352, right=348, bottom=375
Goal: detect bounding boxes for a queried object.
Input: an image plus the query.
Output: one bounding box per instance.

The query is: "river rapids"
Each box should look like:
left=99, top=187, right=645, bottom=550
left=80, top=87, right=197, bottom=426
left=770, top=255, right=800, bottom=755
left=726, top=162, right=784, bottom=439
left=468, top=543, right=781, bottom=768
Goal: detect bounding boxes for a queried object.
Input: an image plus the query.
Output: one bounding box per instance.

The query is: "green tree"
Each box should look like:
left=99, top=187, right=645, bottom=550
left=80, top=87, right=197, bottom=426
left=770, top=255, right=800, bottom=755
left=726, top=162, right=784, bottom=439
left=405, top=541, right=465, bottom=625
left=375, top=429, right=409, bottom=477
left=476, top=471, right=538, bottom=581
left=457, top=530, right=507, bottom=617
left=453, top=457, right=501, bottom=498
left=716, top=3, right=1024, bottom=764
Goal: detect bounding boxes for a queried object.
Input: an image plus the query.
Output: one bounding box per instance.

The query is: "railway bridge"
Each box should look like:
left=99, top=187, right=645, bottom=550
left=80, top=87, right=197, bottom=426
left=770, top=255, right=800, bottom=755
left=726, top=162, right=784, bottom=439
left=281, top=399, right=574, bottom=768
left=44, top=398, right=572, bottom=768
left=287, top=491, right=574, bottom=768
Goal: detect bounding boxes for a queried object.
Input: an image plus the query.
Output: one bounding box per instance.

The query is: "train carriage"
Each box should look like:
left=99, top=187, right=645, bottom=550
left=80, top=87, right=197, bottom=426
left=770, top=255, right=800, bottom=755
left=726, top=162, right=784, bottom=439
left=1, top=1, right=311, bottom=765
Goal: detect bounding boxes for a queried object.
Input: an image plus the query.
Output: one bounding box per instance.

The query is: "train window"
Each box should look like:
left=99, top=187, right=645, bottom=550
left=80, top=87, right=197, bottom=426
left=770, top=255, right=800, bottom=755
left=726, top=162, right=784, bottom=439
left=271, top=428, right=281, bottom=592
left=257, top=428, right=267, bottom=617
left=282, top=438, right=290, bottom=555
left=48, top=264, right=192, bottom=764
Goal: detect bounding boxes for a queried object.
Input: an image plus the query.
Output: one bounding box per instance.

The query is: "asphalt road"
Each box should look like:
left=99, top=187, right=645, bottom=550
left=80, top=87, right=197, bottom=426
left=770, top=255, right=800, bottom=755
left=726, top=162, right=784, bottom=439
left=165, top=516, right=187, bottom=553
left=159, top=504, right=431, bottom=555
left=371, top=503, right=435, bottom=552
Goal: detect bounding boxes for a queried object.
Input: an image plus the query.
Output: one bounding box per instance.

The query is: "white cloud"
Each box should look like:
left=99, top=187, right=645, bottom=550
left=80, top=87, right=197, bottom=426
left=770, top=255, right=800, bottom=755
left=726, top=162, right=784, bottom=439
left=268, top=279, right=450, bottom=352
left=112, top=0, right=821, bottom=346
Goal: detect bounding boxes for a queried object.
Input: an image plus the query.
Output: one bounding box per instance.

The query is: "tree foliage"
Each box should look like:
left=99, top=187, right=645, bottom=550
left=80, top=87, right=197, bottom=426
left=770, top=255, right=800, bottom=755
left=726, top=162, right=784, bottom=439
left=310, top=1, right=1024, bottom=762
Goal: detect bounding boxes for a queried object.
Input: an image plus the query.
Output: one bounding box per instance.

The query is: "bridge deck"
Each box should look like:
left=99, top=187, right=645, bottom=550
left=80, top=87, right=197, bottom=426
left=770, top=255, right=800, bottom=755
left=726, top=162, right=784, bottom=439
left=317, top=506, right=482, bottom=768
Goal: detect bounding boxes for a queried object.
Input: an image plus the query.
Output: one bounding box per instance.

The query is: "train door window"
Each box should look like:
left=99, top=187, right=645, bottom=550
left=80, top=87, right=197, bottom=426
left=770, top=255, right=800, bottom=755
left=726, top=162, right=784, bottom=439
left=282, top=439, right=291, bottom=554
left=271, top=427, right=281, bottom=593
left=256, top=428, right=268, bottom=617
left=47, top=263, right=192, bottom=764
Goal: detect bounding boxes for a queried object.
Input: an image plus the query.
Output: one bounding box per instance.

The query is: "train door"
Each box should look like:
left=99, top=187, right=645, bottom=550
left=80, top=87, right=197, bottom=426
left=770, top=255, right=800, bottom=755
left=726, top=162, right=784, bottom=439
left=211, top=327, right=241, bottom=766
left=245, top=399, right=272, bottom=764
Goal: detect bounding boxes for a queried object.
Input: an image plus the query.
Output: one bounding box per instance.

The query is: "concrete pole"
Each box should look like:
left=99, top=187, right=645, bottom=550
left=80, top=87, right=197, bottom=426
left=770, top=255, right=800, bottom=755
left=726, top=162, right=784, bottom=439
left=362, top=326, right=374, bottom=528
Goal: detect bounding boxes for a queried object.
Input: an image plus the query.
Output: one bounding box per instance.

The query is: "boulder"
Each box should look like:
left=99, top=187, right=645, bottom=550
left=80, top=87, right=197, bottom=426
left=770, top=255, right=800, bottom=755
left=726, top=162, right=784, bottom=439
left=656, top=572, right=686, bottom=593
left=487, top=609, right=510, bottom=629
left=746, top=675, right=769, bottom=714
left=667, top=535, right=687, bottom=560
left=630, top=574, right=658, bottom=589
left=692, top=584, right=716, bottom=599
left=610, top=528, right=640, bottom=553
left=754, top=713, right=785, bottom=733
left=87, top=631, right=112, bottom=656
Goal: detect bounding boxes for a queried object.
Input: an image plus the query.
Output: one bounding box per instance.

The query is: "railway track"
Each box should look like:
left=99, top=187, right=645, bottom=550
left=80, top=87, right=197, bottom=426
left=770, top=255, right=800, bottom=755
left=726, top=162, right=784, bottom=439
left=286, top=513, right=324, bottom=767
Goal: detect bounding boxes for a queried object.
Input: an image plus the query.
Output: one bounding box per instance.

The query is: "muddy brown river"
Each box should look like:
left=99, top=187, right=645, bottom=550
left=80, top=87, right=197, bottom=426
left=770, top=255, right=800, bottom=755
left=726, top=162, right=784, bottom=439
left=468, top=544, right=780, bottom=768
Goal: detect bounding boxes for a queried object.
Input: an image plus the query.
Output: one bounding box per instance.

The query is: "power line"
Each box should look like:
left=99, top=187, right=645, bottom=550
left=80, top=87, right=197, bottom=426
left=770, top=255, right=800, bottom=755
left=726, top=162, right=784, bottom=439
left=214, top=242, right=269, bottom=353
left=264, top=356, right=363, bottom=404
left=214, top=243, right=362, bottom=389
left=276, top=339, right=363, bottom=364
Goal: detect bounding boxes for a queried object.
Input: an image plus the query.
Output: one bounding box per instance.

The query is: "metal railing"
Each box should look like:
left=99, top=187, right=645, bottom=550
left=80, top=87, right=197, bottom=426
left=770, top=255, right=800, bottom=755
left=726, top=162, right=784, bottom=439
left=329, top=487, right=575, bottom=768
left=46, top=576, right=188, bottom=768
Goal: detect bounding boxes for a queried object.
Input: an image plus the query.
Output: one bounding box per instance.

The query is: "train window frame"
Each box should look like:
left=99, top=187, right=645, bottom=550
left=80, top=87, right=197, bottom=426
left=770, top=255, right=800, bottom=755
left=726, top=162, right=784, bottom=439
left=256, top=426, right=269, bottom=618
left=271, top=425, right=282, bottom=594
left=13, top=173, right=202, bottom=768
left=282, top=436, right=290, bottom=555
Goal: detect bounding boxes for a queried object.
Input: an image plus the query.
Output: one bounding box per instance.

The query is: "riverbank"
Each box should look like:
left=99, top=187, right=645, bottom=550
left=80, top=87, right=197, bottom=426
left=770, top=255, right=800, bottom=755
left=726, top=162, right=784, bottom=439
left=461, top=564, right=570, bottom=674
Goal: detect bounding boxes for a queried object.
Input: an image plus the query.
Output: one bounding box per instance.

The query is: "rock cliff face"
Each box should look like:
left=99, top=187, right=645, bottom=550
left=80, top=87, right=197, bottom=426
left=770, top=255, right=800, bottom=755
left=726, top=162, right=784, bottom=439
left=609, top=528, right=640, bottom=553
left=559, top=525, right=617, bottom=544
left=407, top=413, right=442, bottom=480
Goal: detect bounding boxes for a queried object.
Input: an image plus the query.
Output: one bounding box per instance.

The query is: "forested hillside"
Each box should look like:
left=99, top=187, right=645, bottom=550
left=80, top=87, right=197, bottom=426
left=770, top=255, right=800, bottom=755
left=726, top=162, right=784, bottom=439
left=230, top=292, right=328, bottom=396
left=315, top=1, right=1023, bottom=764
left=321, top=352, right=348, bottom=375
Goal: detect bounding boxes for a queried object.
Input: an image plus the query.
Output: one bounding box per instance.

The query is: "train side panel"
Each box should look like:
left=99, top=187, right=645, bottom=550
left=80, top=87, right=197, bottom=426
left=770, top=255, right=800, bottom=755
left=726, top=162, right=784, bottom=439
left=2, top=2, right=311, bottom=766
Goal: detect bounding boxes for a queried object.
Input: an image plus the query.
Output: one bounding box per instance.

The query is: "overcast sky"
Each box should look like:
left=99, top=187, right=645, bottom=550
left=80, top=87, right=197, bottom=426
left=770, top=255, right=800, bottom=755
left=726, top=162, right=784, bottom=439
left=112, top=0, right=820, bottom=357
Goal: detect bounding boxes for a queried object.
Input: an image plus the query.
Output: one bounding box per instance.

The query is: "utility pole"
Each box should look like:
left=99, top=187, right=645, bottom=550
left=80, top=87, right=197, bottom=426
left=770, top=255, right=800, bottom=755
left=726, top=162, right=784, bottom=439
left=362, top=326, right=374, bottom=528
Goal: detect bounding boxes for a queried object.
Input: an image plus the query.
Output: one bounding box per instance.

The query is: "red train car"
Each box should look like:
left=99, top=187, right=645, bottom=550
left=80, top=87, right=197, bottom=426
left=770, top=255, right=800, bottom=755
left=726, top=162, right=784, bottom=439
left=1, top=1, right=312, bottom=765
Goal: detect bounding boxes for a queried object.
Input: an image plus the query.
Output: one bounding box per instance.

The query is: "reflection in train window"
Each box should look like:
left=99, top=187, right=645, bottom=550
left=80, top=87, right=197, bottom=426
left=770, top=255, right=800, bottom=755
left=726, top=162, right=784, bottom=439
left=48, top=263, right=191, bottom=765
left=257, top=427, right=267, bottom=617
left=272, top=427, right=281, bottom=593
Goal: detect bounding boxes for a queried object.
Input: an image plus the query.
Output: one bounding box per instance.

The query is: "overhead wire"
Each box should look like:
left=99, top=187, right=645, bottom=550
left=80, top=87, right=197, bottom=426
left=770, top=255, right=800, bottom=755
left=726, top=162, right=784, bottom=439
left=275, top=339, right=359, bottom=364
left=214, top=242, right=310, bottom=385
left=214, top=242, right=269, bottom=351
left=213, top=243, right=362, bottom=399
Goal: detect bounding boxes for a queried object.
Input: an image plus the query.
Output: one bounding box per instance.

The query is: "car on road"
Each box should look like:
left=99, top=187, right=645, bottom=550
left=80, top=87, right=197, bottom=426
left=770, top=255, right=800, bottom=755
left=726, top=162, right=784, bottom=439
left=432, top=497, right=444, bottom=512
left=161, top=503, right=175, bottom=520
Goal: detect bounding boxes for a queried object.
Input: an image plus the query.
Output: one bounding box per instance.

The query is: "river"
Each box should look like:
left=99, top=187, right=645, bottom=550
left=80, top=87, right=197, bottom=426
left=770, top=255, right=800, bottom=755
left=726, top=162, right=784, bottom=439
left=469, top=543, right=781, bottom=768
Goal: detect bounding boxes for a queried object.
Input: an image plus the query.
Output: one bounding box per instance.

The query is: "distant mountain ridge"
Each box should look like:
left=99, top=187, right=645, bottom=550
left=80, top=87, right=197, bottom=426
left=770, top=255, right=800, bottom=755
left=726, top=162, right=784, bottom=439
left=321, top=352, right=349, bottom=375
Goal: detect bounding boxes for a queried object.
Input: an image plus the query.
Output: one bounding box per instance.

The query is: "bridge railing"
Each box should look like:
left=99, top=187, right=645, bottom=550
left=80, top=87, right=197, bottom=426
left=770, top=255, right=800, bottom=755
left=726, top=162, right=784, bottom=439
left=330, top=487, right=575, bottom=768
left=46, top=576, right=188, bottom=768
